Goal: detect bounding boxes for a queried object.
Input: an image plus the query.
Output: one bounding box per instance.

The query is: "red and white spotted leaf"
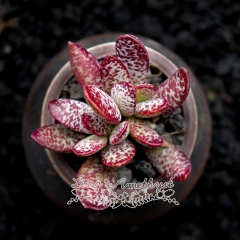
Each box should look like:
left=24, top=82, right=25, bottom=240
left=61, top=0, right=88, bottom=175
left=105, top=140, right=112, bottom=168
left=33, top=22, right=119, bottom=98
left=100, top=55, right=131, bottom=94
left=155, top=67, right=190, bottom=115
left=76, top=155, right=117, bottom=210
left=73, top=135, right=108, bottom=157
left=115, top=34, right=149, bottom=85
left=143, top=140, right=191, bottom=181
left=48, top=98, right=92, bottom=134
left=127, top=117, right=163, bottom=147
left=84, top=85, right=121, bottom=125
left=68, top=41, right=102, bottom=87
left=134, top=98, right=168, bottom=118
left=135, top=84, right=157, bottom=103
left=81, top=112, right=112, bottom=136
left=31, top=124, right=86, bottom=153
left=101, top=139, right=136, bottom=167
left=111, top=82, right=136, bottom=117
left=109, top=121, right=129, bottom=145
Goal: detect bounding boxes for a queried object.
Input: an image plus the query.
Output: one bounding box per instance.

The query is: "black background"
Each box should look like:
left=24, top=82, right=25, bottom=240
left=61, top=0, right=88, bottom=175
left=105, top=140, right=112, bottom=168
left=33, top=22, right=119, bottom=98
left=0, top=0, right=240, bottom=239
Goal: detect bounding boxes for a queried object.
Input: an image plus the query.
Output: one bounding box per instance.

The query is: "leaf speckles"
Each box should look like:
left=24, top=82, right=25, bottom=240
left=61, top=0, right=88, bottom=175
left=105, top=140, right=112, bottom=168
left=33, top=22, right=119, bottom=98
left=101, top=139, right=136, bottom=167
left=31, top=124, right=85, bottom=152
left=84, top=85, right=121, bottom=125
left=155, top=67, right=190, bottom=115
left=116, top=34, right=149, bottom=85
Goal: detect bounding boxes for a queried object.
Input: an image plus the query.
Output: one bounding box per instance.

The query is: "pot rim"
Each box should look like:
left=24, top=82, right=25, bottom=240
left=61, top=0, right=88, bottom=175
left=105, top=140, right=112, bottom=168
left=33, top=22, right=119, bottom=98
left=41, top=42, right=198, bottom=188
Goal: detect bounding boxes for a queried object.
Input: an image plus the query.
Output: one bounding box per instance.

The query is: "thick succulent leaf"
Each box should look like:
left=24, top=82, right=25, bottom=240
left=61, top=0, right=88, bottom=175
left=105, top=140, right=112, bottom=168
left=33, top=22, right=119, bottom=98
left=134, top=98, right=168, bottom=118
left=115, top=34, right=149, bottom=85
left=127, top=117, right=163, bottom=147
left=109, top=121, right=129, bottom=145
left=111, top=82, right=136, bottom=117
left=155, top=67, right=190, bottom=115
left=68, top=41, right=102, bottom=87
left=81, top=112, right=112, bottom=136
left=31, top=124, right=85, bottom=152
left=84, top=85, right=121, bottom=125
left=143, top=140, right=191, bottom=181
left=100, top=54, right=131, bottom=94
left=48, top=98, right=92, bottom=133
left=135, top=83, right=157, bottom=103
left=101, top=139, right=136, bottom=167
left=73, top=135, right=108, bottom=157
left=76, top=155, right=117, bottom=210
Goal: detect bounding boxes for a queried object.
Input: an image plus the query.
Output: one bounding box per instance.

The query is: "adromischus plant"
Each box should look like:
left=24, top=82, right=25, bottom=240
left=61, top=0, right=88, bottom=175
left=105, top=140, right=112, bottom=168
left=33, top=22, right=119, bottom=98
left=31, top=34, right=191, bottom=210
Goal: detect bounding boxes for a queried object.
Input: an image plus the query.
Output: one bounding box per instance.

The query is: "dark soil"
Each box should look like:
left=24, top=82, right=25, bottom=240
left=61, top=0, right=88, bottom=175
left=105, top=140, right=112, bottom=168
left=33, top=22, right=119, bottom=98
left=1, top=0, right=240, bottom=239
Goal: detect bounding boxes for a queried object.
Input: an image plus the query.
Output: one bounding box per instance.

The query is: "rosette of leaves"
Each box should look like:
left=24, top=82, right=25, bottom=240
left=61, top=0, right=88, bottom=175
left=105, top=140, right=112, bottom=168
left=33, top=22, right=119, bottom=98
left=31, top=34, right=191, bottom=210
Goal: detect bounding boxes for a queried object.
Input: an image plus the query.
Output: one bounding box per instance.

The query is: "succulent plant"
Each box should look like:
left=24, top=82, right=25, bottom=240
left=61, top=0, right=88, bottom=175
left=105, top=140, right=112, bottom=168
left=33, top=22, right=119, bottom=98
left=31, top=34, right=191, bottom=210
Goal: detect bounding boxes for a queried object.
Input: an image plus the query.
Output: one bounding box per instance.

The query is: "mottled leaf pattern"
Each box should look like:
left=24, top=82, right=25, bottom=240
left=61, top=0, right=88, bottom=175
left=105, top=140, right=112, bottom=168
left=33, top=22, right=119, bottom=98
left=100, top=55, right=131, bottom=94
left=31, top=124, right=85, bottom=152
left=127, top=117, right=163, bottom=147
left=101, top=139, right=136, bottom=167
left=109, top=121, right=129, bottom=145
left=84, top=85, right=121, bottom=124
left=143, top=140, right=191, bottom=181
left=73, top=135, right=108, bottom=156
left=76, top=155, right=117, bottom=210
left=68, top=41, right=102, bottom=87
left=134, top=98, right=168, bottom=118
left=111, top=82, right=136, bottom=117
left=116, top=34, right=149, bottom=85
left=155, top=67, right=190, bottom=115
left=81, top=112, right=112, bottom=136
left=32, top=34, right=193, bottom=202
left=48, top=98, right=92, bottom=133
left=135, top=84, right=157, bottom=103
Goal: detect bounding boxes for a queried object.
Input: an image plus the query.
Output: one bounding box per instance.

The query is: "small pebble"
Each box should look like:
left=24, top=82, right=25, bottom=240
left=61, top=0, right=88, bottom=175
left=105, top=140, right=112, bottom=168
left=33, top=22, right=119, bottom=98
left=135, top=160, right=156, bottom=178
left=170, top=108, right=182, bottom=115
left=68, top=78, right=84, bottom=99
left=169, top=114, right=186, bottom=132
left=154, top=123, right=165, bottom=134
left=117, top=167, right=132, bottom=183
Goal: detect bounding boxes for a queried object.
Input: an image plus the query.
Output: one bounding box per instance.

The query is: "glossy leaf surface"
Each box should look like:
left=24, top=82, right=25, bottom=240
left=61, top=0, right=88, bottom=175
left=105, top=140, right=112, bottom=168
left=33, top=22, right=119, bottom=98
left=134, top=98, right=168, bottom=118
left=84, top=85, right=121, bottom=124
